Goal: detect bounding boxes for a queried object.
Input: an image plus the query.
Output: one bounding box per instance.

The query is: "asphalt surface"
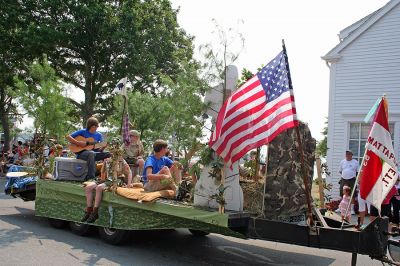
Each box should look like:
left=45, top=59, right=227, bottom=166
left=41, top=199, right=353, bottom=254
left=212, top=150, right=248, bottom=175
left=0, top=177, right=387, bottom=266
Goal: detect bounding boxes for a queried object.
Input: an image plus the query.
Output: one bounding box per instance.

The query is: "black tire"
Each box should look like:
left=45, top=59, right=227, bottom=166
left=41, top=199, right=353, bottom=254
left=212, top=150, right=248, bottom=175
left=98, top=227, right=130, bottom=245
left=69, top=222, right=93, bottom=236
left=19, top=191, right=36, bottom=201
left=48, top=218, right=68, bottom=229
left=188, top=229, right=209, bottom=237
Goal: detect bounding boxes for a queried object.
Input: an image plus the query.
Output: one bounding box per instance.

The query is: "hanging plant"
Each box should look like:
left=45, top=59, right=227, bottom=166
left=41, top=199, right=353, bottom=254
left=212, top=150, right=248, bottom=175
left=210, top=184, right=229, bottom=213
left=105, top=138, right=124, bottom=192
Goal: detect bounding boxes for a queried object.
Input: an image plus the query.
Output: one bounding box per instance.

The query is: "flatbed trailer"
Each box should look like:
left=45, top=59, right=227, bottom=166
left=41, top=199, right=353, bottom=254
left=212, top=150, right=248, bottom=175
left=20, top=179, right=397, bottom=265
left=3, top=173, right=400, bottom=265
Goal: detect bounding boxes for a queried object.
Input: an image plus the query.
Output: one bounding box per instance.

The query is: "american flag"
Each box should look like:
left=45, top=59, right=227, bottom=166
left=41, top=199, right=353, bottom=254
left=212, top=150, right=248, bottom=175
left=209, top=50, right=298, bottom=167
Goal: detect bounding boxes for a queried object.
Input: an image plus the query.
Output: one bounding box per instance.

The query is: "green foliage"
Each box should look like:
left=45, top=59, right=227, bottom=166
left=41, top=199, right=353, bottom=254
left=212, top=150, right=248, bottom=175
left=199, top=19, right=245, bottom=87
left=199, top=146, right=215, bottom=166
left=208, top=156, right=224, bottom=184
left=237, top=68, right=253, bottom=87
left=109, top=60, right=209, bottom=157
left=243, top=159, right=257, bottom=178
left=159, top=62, right=209, bottom=156
left=210, top=184, right=228, bottom=206
left=188, top=161, right=201, bottom=179
left=14, top=57, right=77, bottom=140
left=0, top=1, right=36, bottom=151
left=24, top=0, right=196, bottom=123
left=316, top=118, right=328, bottom=157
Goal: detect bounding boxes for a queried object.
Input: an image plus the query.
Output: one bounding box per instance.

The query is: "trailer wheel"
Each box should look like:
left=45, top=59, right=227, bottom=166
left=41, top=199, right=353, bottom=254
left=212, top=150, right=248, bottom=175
left=48, top=218, right=68, bottom=229
left=69, top=222, right=93, bottom=236
left=98, top=227, right=129, bottom=245
left=188, top=229, right=209, bottom=237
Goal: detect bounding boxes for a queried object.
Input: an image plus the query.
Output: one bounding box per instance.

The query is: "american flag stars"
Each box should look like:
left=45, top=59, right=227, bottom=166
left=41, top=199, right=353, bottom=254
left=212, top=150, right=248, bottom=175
left=257, top=51, right=290, bottom=103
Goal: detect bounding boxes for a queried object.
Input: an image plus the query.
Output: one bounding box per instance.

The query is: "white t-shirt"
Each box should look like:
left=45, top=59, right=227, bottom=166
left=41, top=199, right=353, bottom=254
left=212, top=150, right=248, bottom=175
left=339, top=159, right=359, bottom=179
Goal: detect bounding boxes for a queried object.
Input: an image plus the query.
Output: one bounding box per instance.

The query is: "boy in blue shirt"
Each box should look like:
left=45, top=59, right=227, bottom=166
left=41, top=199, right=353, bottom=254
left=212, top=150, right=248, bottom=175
left=143, top=139, right=180, bottom=192
left=66, top=117, right=110, bottom=180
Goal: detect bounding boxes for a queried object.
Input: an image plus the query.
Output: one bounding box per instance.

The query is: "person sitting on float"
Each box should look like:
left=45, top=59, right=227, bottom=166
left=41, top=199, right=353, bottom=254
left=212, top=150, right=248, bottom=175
left=81, top=148, right=132, bottom=223
left=122, top=129, right=145, bottom=180
left=142, top=139, right=181, bottom=192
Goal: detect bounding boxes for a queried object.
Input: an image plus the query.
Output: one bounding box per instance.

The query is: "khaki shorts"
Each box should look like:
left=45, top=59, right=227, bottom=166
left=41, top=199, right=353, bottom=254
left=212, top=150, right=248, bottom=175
left=144, top=180, right=176, bottom=192
left=125, top=157, right=138, bottom=165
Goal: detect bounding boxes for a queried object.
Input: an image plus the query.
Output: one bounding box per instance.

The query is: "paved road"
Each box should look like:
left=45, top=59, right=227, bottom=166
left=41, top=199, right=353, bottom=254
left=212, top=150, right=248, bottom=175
left=0, top=178, right=386, bottom=266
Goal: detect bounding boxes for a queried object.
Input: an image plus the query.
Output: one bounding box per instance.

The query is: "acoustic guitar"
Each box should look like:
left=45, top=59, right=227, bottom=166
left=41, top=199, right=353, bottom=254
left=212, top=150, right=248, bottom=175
left=69, top=136, right=107, bottom=153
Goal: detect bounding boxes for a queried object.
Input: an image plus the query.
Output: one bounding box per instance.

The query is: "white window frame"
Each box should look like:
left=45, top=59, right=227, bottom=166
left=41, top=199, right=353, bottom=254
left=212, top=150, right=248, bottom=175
left=342, top=114, right=400, bottom=165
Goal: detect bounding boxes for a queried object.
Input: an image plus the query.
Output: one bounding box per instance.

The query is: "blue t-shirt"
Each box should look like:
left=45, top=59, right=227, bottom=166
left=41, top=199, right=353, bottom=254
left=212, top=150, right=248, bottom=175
left=71, top=129, right=103, bottom=143
left=142, top=155, right=173, bottom=183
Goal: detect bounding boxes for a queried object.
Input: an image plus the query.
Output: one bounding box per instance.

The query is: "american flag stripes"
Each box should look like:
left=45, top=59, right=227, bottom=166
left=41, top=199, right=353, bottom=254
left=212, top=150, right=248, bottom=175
left=209, top=50, right=298, bottom=167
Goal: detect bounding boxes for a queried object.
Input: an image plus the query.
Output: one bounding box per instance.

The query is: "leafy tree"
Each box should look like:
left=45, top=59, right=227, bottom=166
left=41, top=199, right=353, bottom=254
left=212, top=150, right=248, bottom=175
left=14, top=57, right=77, bottom=142
left=199, top=19, right=245, bottom=101
left=24, top=0, right=196, bottom=124
left=160, top=62, right=209, bottom=160
left=115, top=91, right=170, bottom=145
left=0, top=1, right=36, bottom=151
left=316, top=118, right=328, bottom=157
left=109, top=61, right=209, bottom=162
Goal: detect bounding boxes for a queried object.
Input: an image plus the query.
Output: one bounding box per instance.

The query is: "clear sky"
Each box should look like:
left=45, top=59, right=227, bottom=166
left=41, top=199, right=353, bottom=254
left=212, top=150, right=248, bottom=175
left=170, top=0, right=388, bottom=141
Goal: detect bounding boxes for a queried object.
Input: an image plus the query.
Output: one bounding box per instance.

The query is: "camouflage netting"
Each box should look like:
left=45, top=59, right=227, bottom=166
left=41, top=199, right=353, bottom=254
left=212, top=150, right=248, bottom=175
left=263, top=121, right=316, bottom=221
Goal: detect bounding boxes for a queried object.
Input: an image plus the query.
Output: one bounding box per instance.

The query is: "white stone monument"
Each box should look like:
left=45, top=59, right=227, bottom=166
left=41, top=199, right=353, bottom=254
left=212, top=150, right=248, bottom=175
left=194, top=65, right=244, bottom=211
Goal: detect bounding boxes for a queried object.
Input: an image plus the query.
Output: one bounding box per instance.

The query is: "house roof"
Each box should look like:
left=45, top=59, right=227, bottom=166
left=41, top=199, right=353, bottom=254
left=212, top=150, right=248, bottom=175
left=338, top=9, right=380, bottom=40
left=322, top=0, right=400, bottom=62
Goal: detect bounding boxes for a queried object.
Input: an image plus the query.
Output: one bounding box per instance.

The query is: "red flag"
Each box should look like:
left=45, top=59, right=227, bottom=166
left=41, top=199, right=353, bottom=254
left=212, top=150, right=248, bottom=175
left=359, top=97, right=398, bottom=211
left=209, top=51, right=298, bottom=167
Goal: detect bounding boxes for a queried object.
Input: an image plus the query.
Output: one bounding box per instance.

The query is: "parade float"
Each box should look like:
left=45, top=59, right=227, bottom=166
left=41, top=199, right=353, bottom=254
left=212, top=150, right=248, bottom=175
left=4, top=47, right=400, bottom=266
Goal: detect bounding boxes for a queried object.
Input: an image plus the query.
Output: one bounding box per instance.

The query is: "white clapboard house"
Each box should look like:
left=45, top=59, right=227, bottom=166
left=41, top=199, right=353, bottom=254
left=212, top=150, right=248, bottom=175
left=322, top=0, right=400, bottom=199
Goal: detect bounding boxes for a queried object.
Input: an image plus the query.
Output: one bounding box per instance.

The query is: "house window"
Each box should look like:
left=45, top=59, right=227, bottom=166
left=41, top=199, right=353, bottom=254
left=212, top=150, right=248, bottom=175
left=349, top=122, right=394, bottom=164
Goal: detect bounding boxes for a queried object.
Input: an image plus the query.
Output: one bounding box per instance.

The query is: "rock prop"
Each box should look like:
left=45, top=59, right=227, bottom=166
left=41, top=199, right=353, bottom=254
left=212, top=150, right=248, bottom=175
left=263, top=122, right=316, bottom=222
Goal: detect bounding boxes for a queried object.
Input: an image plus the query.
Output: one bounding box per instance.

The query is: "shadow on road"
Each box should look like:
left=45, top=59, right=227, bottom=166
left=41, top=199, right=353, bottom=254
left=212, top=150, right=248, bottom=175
left=0, top=204, right=337, bottom=266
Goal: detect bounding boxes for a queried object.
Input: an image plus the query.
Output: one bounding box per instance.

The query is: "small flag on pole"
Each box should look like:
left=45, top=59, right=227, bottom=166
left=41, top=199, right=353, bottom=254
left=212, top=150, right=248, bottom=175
left=359, top=97, right=398, bottom=211
left=114, top=77, right=128, bottom=97
left=209, top=50, right=298, bottom=167
left=122, top=112, right=130, bottom=145
left=364, top=97, right=381, bottom=123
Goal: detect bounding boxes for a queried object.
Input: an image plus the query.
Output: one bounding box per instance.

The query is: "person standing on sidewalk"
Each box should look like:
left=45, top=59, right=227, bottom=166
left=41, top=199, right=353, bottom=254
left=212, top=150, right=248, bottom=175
left=339, top=150, right=359, bottom=214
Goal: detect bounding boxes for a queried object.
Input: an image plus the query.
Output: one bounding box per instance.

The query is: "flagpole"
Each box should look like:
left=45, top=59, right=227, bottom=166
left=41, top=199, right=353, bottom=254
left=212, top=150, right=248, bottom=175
left=340, top=152, right=367, bottom=229
left=261, top=145, right=269, bottom=217
left=119, top=96, right=127, bottom=134
left=282, top=39, right=314, bottom=226
left=340, top=95, right=385, bottom=229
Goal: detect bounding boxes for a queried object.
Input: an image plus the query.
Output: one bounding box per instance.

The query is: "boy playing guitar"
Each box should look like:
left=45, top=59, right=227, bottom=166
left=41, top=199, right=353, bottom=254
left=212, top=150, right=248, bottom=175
left=66, top=117, right=110, bottom=180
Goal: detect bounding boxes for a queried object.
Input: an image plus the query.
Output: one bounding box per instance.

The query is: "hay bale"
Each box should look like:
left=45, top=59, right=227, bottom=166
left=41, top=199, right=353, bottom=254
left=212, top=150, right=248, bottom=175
left=240, top=180, right=264, bottom=216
